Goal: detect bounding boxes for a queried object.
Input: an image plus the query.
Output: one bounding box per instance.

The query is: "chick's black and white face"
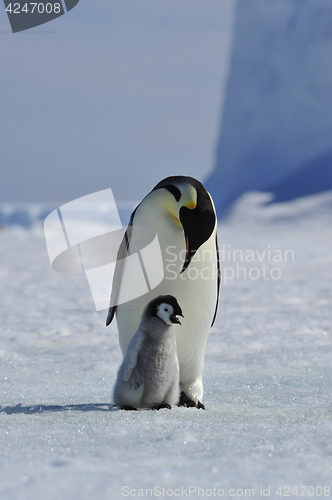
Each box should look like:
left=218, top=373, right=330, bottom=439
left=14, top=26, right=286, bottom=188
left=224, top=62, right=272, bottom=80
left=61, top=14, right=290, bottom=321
left=156, top=303, right=181, bottom=326
left=156, top=303, right=174, bottom=326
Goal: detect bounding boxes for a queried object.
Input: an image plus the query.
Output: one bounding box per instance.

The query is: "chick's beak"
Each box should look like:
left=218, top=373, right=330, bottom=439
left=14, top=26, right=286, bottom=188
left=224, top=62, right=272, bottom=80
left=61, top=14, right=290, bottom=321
left=170, top=313, right=184, bottom=325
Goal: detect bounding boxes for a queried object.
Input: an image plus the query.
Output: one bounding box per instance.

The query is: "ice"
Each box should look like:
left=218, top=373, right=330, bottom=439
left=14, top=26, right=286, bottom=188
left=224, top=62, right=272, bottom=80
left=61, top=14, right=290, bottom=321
left=0, top=193, right=331, bottom=499
left=0, top=202, right=137, bottom=231
left=206, top=0, right=332, bottom=214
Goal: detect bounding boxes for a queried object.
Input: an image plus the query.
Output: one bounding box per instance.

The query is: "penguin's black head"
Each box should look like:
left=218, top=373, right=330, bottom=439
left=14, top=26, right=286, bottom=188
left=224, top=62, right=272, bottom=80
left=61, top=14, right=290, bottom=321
left=152, top=176, right=216, bottom=273
left=145, top=295, right=183, bottom=326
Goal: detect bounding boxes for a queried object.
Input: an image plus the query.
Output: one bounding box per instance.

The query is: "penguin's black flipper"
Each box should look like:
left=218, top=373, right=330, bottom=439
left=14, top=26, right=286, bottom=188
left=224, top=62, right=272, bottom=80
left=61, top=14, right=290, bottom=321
left=211, top=232, right=221, bottom=327
left=106, top=207, right=139, bottom=327
left=106, top=307, right=116, bottom=326
left=105, top=233, right=128, bottom=326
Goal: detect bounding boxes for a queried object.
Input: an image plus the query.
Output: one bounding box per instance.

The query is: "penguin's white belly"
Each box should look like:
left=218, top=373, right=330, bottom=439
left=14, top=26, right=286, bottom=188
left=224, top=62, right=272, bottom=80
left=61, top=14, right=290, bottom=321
left=115, top=216, right=218, bottom=397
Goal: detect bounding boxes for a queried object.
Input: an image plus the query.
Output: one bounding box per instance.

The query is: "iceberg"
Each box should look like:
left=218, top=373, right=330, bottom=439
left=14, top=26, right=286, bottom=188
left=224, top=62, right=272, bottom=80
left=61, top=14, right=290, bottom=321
left=205, top=0, right=332, bottom=215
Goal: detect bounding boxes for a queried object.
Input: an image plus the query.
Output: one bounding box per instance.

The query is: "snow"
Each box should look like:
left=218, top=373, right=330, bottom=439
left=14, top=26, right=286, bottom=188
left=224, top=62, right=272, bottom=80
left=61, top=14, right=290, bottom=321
left=1, top=193, right=332, bottom=499
left=0, top=202, right=137, bottom=230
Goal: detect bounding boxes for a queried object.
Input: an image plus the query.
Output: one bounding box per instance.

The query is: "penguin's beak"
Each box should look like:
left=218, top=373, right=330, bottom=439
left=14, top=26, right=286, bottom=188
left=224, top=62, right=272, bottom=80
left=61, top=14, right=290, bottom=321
left=179, top=194, right=216, bottom=274
left=180, top=202, right=198, bottom=274
left=170, top=311, right=184, bottom=325
left=181, top=234, right=195, bottom=274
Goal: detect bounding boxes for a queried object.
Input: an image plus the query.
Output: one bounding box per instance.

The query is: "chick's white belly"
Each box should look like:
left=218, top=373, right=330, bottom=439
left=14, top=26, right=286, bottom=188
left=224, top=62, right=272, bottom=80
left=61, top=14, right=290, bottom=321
left=114, top=338, right=180, bottom=408
left=138, top=342, right=179, bottom=406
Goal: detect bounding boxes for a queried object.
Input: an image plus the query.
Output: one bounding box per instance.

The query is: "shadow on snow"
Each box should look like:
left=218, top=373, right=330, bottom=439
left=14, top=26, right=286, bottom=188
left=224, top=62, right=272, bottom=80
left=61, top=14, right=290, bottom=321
left=0, top=403, right=115, bottom=415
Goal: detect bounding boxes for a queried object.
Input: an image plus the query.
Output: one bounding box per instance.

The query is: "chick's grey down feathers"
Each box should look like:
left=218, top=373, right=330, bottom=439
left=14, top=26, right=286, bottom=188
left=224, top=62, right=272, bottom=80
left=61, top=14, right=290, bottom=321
left=113, top=296, right=182, bottom=410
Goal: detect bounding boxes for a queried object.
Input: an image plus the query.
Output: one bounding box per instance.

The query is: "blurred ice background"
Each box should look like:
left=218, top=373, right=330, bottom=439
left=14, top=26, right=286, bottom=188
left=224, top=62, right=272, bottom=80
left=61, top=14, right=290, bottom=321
left=1, top=0, right=332, bottom=499
left=206, top=0, right=332, bottom=215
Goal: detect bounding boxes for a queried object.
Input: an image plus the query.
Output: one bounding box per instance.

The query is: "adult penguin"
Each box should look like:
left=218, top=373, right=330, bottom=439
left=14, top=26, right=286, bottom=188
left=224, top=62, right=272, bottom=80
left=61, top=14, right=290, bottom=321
left=106, top=176, right=220, bottom=409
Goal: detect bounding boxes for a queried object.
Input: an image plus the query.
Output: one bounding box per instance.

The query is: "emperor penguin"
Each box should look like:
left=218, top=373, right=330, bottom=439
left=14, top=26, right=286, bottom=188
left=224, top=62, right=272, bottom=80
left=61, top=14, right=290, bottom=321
left=107, top=176, right=220, bottom=409
left=113, top=295, right=182, bottom=410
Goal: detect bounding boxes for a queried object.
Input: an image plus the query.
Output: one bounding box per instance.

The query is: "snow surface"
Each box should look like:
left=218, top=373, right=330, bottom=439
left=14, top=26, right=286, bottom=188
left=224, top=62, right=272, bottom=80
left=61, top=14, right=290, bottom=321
left=1, top=193, right=332, bottom=500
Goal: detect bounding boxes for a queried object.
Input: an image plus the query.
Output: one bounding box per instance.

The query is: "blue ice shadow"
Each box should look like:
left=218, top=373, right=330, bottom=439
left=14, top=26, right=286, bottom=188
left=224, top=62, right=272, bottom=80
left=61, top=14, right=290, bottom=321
left=0, top=403, right=114, bottom=414
left=266, top=150, right=332, bottom=204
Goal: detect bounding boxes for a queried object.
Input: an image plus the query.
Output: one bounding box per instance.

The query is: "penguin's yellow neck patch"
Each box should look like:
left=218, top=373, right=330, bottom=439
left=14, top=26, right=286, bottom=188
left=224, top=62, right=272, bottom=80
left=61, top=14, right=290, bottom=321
left=184, top=200, right=196, bottom=210
left=169, top=213, right=183, bottom=227
left=181, top=185, right=197, bottom=210
left=143, top=183, right=197, bottom=228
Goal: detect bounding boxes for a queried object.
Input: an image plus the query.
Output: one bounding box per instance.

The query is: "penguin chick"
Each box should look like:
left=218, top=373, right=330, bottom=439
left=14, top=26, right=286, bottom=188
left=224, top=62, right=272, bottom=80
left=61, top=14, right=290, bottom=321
left=113, top=295, right=183, bottom=410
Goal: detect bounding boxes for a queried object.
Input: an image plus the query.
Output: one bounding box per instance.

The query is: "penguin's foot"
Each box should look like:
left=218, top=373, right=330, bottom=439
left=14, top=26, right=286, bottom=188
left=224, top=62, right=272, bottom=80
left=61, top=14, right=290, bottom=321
left=120, top=405, right=137, bottom=411
left=178, top=392, right=196, bottom=407
left=153, top=403, right=172, bottom=410
left=196, top=400, right=205, bottom=410
left=178, top=391, right=205, bottom=410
